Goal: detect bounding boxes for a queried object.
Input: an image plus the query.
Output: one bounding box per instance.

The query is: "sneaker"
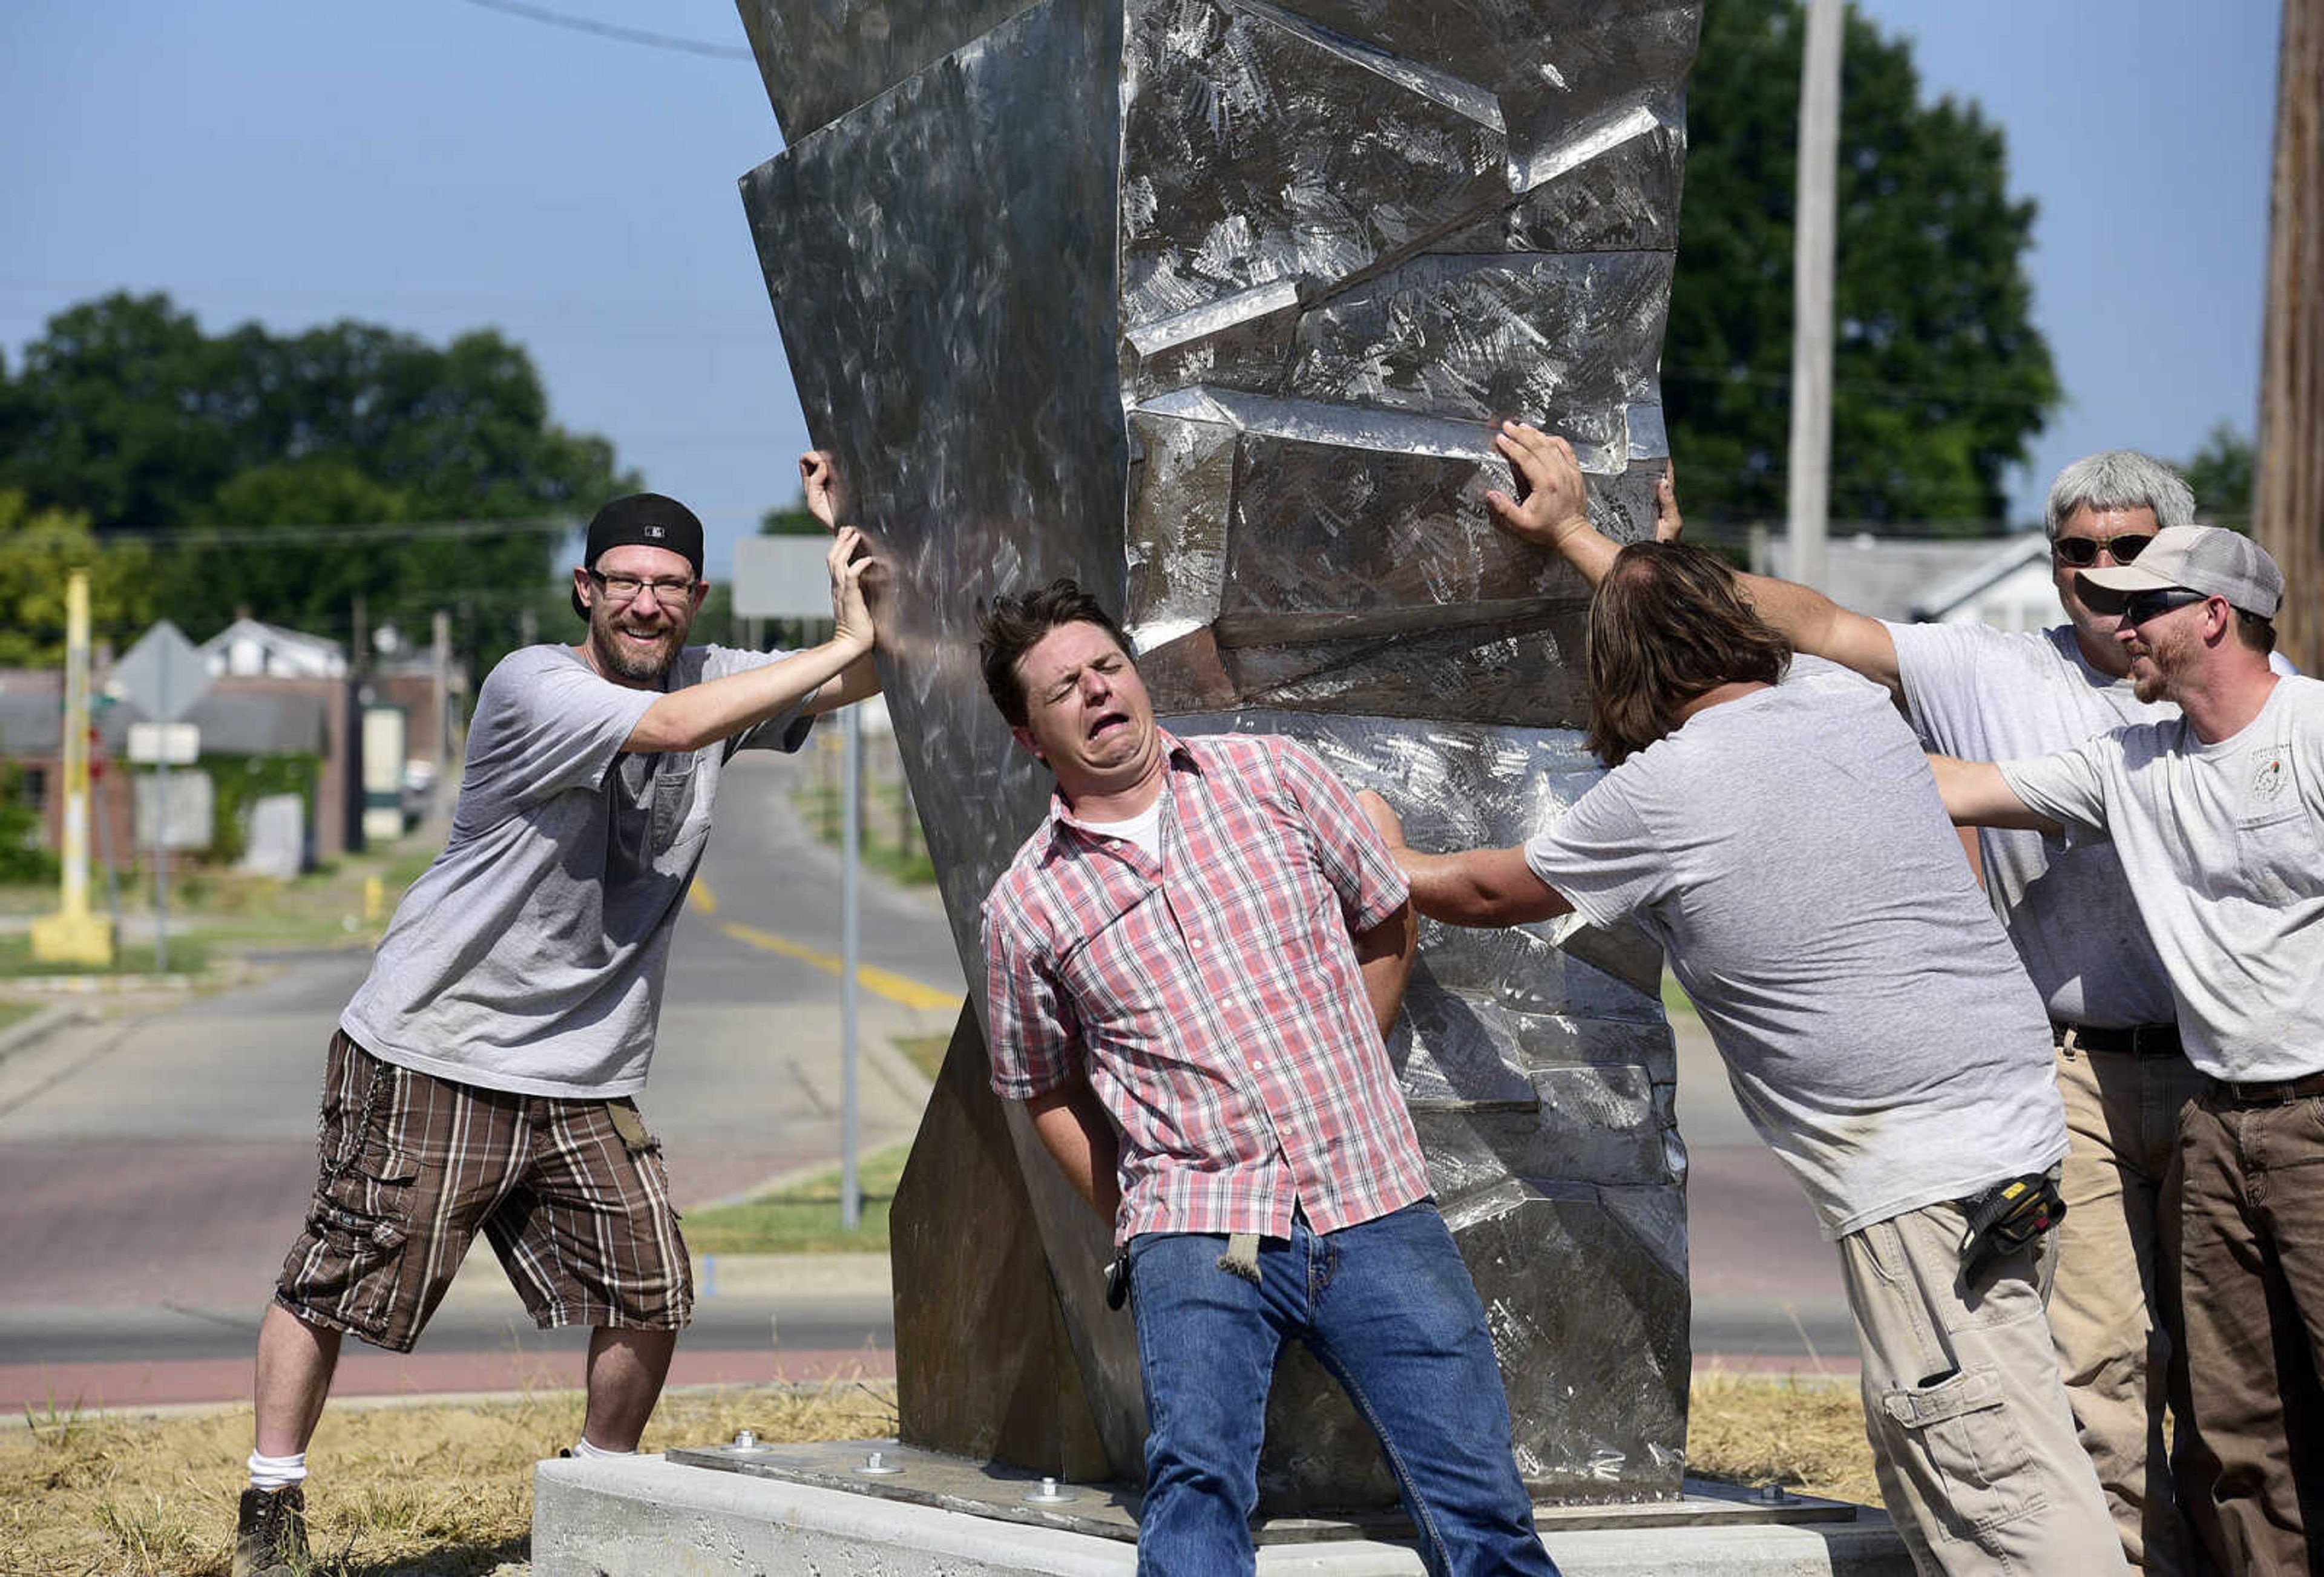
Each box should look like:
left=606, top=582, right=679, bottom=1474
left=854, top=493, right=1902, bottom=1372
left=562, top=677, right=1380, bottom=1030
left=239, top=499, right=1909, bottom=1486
left=232, top=1483, right=309, bottom=1577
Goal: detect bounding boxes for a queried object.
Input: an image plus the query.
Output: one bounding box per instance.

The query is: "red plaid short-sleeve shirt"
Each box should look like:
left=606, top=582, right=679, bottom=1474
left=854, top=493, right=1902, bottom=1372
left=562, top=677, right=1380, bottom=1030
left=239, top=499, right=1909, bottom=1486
left=982, top=732, right=1430, bottom=1244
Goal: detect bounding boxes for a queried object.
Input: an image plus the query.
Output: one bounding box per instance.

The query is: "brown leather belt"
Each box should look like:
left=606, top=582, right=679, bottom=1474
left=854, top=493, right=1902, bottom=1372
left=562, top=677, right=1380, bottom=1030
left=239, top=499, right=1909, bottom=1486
left=2208, top=1070, right=2324, bottom=1104
left=2051, top=1021, right=2182, bottom=1056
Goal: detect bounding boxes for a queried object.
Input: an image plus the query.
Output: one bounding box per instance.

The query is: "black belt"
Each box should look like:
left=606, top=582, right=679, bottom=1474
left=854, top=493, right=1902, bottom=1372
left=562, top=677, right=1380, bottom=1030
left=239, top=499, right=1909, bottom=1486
left=2052, top=1021, right=2181, bottom=1056
left=2207, top=1070, right=2324, bottom=1105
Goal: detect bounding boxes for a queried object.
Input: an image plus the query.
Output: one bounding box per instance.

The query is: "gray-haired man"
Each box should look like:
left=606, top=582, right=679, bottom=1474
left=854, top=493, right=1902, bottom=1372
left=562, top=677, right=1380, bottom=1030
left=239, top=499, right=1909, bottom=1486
left=1503, top=425, right=2212, bottom=1573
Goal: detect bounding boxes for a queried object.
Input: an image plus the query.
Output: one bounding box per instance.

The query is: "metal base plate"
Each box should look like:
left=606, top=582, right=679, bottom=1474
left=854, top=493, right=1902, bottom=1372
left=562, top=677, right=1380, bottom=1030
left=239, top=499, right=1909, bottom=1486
left=663, top=1438, right=1857, bottom=1546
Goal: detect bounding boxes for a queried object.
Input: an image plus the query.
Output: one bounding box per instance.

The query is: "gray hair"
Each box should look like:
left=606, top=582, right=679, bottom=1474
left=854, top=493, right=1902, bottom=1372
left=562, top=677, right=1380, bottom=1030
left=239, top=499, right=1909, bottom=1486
left=2044, top=451, right=2196, bottom=540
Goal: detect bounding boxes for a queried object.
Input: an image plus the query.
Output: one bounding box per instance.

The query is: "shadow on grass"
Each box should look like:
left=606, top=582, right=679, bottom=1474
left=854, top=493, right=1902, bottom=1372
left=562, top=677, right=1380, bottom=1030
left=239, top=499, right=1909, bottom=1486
left=317, top=1533, right=530, bottom=1576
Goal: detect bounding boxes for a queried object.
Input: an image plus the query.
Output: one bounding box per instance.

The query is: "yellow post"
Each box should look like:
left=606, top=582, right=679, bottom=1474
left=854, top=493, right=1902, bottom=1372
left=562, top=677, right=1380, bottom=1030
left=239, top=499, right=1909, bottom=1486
left=32, top=571, right=117, bottom=966
left=363, top=873, right=385, bottom=925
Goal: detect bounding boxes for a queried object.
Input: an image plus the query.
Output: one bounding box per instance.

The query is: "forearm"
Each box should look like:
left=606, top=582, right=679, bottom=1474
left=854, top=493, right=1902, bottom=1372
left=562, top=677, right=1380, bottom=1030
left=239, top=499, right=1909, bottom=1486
left=625, top=634, right=870, bottom=753
left=1027, top=1083, right=1123, bottom=1224
left=1352, top=902, right=1417, bottom=1038
left=1927, top=755, right=2061, bottom=834
left=806, top=648, right=882, bottom=715
left=1736, top=574, right=1902, bottom=695
left=1394, top=845, right=1570, bottom=928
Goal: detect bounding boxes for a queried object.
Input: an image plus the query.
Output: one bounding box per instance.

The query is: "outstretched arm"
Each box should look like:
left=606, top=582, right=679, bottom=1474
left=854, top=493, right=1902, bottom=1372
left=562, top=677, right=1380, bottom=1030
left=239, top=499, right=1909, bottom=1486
left=1026, top=1080, right=1122, bottom=1224
left=1486, top=421, right=1903, bottom=698
left=622, top=526, right=875, bottom=752
left=1356, top=792, right=1571, bottom=928
left=1928, top=755, right=2063, bottom=834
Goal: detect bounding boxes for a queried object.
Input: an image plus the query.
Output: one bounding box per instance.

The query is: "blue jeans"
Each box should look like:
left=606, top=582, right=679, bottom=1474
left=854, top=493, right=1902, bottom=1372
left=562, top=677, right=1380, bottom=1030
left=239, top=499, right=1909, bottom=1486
left=1126, top=1201, right=1558, bottom=1576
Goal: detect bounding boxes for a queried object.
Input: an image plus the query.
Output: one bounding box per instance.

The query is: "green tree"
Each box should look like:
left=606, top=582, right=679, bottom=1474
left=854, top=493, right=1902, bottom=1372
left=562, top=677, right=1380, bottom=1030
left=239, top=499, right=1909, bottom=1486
left=0, top=491, right=157, bottom=667
left=2179, top=423, right=2254, bottom=530
left=0, top=292, right=637, bottom=672
left=759, top=499, right=821, bottom=536
left=1667, top=0, right=2060, bottom=529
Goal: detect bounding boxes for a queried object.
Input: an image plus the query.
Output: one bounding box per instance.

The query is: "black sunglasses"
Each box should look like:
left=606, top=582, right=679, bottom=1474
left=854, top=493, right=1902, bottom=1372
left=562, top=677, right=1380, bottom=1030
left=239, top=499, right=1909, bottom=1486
left=2053, top=533, right=2155, bottom=568
left=2121, top=587, right=2210, bottom=627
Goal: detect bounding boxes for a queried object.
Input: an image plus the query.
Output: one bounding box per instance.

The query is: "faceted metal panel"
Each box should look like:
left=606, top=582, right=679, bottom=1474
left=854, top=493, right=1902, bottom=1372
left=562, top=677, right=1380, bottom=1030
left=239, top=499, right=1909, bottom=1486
left=737, top=0, right=1700, bottom=1507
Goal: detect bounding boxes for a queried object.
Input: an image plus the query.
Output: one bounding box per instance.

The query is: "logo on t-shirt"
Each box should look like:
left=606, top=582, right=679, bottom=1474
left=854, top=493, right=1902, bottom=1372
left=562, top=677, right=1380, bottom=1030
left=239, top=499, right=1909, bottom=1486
left=2252, top=755, right=2287, bottom=802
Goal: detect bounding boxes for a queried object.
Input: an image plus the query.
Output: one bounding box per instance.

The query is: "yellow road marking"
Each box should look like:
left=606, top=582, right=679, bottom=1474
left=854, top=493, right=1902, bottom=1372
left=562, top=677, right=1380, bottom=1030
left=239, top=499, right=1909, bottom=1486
left=717, top=920, right=963, bottom=1014
left=689, top=879, right=720, bottom=917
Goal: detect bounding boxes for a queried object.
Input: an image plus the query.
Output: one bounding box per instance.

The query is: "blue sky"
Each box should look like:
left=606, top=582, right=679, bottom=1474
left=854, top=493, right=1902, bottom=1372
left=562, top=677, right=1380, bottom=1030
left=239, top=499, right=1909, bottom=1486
left=1, top=2, right=2282, bottom=577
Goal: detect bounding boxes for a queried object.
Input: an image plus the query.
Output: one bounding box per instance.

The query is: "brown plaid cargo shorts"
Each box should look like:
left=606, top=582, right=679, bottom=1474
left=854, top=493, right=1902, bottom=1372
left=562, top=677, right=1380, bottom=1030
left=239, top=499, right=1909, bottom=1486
left=274, top=1030, right=693, bottom=1353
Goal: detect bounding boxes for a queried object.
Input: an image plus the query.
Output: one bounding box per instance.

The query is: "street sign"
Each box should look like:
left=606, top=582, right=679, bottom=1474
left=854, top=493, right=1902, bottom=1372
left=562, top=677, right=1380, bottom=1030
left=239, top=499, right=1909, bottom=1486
left=731, top=536, right=835, bottom=618
left=126, top=723, right=200, bottom=765
left=113, top=621, right=212, bottom=723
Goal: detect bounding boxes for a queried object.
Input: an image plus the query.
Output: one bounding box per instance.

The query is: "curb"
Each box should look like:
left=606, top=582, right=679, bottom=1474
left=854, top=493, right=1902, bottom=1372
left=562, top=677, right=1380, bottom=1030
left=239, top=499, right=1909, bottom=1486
left=0, top=1003, right=88, bottom=1065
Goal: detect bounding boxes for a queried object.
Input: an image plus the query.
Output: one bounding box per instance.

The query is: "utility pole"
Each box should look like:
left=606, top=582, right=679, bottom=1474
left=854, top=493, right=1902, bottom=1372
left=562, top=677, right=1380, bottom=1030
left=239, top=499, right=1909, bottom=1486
left=32, top=571, right=116, bottom=966
left=2257, top=0, right=2321, bottom=674
left=1786, top=0, right=1843, bottom=591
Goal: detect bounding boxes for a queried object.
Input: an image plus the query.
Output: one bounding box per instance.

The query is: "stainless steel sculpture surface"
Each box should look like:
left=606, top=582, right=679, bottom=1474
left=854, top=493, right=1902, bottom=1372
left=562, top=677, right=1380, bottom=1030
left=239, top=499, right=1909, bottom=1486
left=737, top=0, right=1702, bottom=1507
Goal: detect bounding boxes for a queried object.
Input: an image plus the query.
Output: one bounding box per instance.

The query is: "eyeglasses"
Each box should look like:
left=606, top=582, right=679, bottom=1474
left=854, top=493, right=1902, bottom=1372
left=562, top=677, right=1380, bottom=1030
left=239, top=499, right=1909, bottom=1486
left=2052, top=533, right=2155, bottom=568
left=586, top=569, right=698, bottom=608
left=2121, top=588, right=2210, bottom=628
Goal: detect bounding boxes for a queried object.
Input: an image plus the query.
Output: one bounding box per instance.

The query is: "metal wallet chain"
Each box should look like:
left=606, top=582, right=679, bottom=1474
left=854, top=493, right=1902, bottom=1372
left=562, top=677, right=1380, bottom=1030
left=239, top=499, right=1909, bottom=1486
left=315, top=1054, right=396, bottom=1197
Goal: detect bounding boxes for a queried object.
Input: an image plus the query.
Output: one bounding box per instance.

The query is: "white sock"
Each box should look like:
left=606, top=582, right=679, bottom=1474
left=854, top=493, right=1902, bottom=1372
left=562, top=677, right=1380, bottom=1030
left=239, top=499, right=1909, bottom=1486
left=248, top=1450, right=307, bottom=1492
left=573, top=1437, right=632, bottom=1460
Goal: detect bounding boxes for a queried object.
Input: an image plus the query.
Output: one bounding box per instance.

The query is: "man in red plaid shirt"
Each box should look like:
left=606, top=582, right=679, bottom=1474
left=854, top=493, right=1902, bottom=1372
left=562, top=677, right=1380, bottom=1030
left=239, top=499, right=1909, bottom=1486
left=976, top=580, right=1558, bottom=1577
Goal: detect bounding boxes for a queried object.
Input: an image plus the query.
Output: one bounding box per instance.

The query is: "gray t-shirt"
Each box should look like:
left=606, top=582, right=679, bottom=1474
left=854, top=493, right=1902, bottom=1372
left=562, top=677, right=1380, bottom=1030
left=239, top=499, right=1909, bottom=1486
left=341, top=642, right=816, bottom=1098
left=1524, top=658, right=2066, bottom=1239
left=1885, top=621, right=2176, bottom=1028
left=2000, top=675, right=2324, bottom=1083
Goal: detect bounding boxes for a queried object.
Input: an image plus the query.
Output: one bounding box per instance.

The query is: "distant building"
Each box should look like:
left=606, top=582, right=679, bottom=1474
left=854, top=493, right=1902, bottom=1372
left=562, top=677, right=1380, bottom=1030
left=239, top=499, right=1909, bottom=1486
left=1753, top=530, right=2058, bottom=629
left=199, top=618, right=349, bottom=680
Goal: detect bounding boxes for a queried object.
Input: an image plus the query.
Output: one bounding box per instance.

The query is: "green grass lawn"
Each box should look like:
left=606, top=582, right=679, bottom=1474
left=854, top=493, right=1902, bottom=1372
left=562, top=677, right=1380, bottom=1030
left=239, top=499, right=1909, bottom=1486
left=684, top=1139, right=913, bottom=1254
left=0, top=1002, right=41, bottom=1035
left=0, top=932, right=211, bottom=978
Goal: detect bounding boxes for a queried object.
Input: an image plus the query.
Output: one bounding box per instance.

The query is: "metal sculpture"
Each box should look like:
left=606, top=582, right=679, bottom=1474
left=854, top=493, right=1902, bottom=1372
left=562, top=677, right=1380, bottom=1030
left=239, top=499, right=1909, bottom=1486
left=736, top=0, right=1701, bottom=1508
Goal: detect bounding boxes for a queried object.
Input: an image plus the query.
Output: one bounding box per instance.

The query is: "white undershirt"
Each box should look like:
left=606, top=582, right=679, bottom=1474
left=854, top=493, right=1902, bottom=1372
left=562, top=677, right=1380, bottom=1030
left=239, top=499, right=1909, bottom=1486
left=1082, top=795, right=1164, bottom=862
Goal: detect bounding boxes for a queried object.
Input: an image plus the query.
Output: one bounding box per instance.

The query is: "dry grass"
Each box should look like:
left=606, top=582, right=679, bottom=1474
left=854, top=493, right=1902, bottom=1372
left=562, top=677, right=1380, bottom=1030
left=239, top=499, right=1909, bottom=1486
left=1684, top=1370, right=1882, bottom=1506
left=2, top=1380, right=898, bottom=1577
left=3, top=1374, right=1877, bottom=1574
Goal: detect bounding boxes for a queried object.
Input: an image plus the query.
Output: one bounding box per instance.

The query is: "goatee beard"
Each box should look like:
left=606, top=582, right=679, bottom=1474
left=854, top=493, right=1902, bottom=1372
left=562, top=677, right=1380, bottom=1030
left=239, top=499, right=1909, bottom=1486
left=2133, top=667, right=2167, bottom=705
left=592, top=624, right=677, bottom=683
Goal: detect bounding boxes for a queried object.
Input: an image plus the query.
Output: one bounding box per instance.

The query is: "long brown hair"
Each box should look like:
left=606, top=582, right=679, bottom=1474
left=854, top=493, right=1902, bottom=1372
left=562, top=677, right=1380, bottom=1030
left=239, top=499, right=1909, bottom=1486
left=1584, top=542, right=1791, bottom=766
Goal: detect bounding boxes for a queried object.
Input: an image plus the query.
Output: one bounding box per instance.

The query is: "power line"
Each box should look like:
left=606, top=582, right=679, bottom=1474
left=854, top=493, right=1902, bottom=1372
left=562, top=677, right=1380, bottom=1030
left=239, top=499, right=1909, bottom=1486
left=457, top=0, right=753, bottom=60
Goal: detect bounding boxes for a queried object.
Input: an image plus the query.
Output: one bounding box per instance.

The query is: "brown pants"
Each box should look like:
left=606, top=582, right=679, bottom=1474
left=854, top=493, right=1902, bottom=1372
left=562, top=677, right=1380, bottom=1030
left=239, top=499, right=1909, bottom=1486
left=2178, top=1087, right=2324, bottom=1576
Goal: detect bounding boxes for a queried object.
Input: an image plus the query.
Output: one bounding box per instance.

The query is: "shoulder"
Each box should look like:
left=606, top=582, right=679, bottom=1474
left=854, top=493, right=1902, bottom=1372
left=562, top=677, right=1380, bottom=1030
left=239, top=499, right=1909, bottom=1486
left=983, top=824, right=1068, bottom=933
left=476, top=643, right=588, bottom=707
left=691, top=644, right=783, bottom=683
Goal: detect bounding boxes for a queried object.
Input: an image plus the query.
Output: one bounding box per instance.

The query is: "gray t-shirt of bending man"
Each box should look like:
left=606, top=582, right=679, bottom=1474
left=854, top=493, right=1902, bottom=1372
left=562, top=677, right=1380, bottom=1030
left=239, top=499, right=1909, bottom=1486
left=341, top=642, right=815, bottom=1099
left=1884, top=620, right=2175, bottom=1028
left=1525, top=658, right=2067, bottom=1239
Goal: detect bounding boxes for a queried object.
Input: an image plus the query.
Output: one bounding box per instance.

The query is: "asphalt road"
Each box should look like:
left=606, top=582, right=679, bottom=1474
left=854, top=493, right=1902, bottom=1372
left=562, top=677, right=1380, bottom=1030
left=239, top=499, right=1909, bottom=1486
left=0, top=743, right=1856, bottom=1415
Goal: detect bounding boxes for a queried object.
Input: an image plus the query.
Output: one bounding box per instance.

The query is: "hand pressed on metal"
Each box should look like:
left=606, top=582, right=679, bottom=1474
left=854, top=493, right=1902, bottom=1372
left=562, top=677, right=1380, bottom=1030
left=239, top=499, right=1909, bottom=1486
left=1653, top=459, right=1683, bottom=542
left=1485, top=421, right=1592, bottom=554
left=826, top=526, right=877, bottom=652
left=799, top=448, right=844, bottom=529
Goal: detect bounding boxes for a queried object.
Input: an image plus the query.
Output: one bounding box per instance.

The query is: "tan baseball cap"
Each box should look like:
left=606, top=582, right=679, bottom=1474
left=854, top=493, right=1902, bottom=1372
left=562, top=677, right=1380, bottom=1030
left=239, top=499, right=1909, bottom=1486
left=2076, top=525, right=2283, bottom=618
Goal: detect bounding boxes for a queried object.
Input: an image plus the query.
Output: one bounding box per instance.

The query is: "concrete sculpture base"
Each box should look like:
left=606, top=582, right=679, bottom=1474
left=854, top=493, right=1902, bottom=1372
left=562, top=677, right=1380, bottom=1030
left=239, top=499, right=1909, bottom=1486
left=533, top=1447, right=1914, bottom=1576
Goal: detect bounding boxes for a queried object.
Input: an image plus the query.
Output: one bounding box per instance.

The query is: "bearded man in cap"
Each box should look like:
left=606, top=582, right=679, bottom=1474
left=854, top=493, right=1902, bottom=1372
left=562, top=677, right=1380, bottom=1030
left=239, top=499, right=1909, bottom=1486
left=1929, top=526, right=2324, bottom=1573
left=232, top=463, right=878, bottom=1576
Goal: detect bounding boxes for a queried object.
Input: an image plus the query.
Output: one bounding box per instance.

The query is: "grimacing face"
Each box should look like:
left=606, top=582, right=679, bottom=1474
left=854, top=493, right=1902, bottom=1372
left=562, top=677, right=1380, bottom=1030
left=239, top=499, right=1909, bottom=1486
left=577, top=542, right=704, bottom=686
left=2051, top=502, right=2160, bottom=679
left=1009, top=620, right=1161, bottom=800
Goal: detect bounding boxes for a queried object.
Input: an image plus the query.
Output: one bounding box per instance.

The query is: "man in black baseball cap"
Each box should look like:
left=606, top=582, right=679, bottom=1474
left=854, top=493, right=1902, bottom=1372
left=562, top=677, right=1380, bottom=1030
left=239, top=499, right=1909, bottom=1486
left=234, top=461, right=879, bottom=1577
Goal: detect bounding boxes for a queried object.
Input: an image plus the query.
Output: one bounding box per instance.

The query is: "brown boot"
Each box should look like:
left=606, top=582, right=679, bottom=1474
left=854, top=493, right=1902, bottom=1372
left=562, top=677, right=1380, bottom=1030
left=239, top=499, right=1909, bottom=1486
left=232, top=1483, right=309, bottom=1576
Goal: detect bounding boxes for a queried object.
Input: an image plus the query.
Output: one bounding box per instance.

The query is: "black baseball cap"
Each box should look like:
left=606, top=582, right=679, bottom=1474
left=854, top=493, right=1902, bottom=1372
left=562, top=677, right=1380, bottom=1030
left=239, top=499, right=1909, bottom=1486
left=571, top=493, right=704, bottom=617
